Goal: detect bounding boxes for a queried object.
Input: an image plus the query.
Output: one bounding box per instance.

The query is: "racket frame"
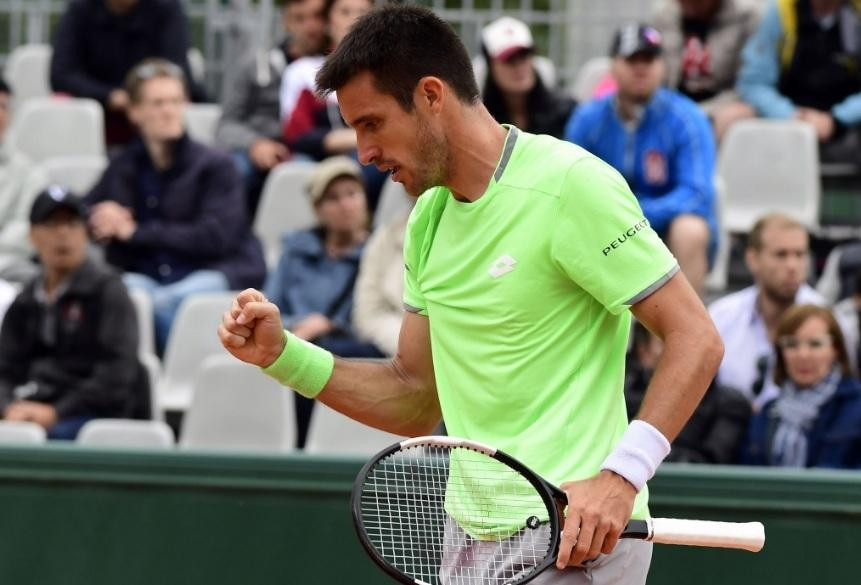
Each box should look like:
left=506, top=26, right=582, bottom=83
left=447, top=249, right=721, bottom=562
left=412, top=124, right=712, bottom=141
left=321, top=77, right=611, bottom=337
left=351, top=436, right=565, bottom=585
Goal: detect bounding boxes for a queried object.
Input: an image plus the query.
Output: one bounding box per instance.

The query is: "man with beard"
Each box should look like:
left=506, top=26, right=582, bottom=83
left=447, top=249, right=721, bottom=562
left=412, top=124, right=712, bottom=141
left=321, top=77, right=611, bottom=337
left=219, top=6, right=723, bottom=583
left=709, top=213, right=824, bottom=411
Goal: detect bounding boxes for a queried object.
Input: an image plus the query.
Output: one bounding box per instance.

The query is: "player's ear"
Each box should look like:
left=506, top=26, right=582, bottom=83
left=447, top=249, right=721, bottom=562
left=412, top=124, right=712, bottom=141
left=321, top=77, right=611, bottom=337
left=414, top=76, right=445, bottom=114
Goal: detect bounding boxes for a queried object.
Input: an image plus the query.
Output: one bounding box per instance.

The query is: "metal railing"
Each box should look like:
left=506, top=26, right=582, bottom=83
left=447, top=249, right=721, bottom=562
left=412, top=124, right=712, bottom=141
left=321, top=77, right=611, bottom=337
left=0, top=0, right=658, bottom=99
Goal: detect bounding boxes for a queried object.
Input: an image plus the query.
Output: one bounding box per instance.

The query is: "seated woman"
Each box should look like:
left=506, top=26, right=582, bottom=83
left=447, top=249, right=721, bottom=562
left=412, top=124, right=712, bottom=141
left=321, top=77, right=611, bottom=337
left=479, top=16, right=575, bottom=138
left=741, top=304, right=861, bottom=469
left=264, top=156, right=381, bottom=448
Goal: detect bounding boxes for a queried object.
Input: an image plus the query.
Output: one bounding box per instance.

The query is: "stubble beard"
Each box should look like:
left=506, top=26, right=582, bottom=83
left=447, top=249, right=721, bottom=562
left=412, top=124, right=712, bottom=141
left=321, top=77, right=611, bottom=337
left=409, top=116, right=450, bottom=196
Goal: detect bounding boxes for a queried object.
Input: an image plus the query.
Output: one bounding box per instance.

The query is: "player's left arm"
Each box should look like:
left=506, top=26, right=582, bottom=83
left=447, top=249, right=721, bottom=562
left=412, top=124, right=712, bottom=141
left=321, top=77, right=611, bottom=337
left=630, top=270, right=724, bottom=440
left=558, top=272, right=723, bottom=568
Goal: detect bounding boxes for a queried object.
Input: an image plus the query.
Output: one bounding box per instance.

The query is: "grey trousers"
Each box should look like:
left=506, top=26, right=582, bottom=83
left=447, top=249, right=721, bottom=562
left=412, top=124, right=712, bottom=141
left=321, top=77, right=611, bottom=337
left=439, top=517, right=652, bottom=585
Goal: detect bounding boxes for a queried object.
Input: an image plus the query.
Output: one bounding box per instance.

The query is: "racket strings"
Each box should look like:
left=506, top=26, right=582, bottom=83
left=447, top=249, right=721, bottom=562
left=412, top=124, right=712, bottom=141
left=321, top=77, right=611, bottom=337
left=358, top=445, right=554, bottom=585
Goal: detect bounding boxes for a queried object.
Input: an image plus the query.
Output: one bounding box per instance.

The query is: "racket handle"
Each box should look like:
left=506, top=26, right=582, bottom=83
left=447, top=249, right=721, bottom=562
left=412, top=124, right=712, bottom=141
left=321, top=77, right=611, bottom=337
left=647, top=518, right=765, bottom=552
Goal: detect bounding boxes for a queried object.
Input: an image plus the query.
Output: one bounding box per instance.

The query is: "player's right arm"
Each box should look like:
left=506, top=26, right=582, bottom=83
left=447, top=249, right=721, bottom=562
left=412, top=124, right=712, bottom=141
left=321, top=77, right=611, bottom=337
left=219, top=288, right=440, bottom=437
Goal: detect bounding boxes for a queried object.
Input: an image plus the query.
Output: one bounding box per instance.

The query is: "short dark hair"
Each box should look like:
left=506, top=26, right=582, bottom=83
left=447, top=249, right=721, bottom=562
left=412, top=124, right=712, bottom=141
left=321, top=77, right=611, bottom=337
left=0, top=77, right=10, bottom=95
left=316, top=4, right=480, bottom=111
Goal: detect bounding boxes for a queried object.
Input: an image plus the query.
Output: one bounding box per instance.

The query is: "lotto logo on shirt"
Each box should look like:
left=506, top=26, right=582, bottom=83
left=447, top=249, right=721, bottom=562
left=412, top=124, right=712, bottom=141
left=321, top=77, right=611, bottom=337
left=643, top=150, right=667, bottom=185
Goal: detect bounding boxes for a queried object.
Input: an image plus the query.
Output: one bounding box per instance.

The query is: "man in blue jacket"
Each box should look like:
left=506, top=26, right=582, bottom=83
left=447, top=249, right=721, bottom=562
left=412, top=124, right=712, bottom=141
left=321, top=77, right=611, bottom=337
left=565, top=23, right=717, bottom=295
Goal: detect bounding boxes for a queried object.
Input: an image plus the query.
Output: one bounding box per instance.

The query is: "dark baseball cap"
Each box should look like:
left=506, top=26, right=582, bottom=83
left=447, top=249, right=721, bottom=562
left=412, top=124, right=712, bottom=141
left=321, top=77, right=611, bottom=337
left=610, top=23, right=663, bottom=59
left=29, top=185, right=88, bottom=225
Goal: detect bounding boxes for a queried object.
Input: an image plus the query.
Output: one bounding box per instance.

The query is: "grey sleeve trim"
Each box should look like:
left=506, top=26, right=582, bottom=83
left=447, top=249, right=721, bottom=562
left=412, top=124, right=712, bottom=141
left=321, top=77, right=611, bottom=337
left=403, top=302, right=425, bottom=314
left=624, top=264, right=681, bottom=306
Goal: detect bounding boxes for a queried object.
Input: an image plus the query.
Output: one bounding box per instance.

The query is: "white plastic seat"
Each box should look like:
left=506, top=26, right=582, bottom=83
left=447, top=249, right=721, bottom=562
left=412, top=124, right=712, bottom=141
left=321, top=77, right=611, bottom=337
left=253, top=160, right=318, bottom=267
left=304, top=402, right=404, bottom=456
left=373, top=179, right=413, bottom=228
left=7, top=97, right=105, bottom=163
left=157, top=291, right=238, bottom=413
left=180, top=355, right=295, bottom=452
left=140, top=351, right=163, bottom=421
left=184, top=103, right=222, bottom=146
left=0, top=420, right=47, bottom=444
left=128, top=287, right=157, bottom=358
left=77, top=419, right=174, bottom=448
left=718, top=119, right=820, bottom=233
left=38, top=154, right=107, bottom=194
left=569, top=56, right=612, bottom=103
left=5, top=44, right=52, bottom=105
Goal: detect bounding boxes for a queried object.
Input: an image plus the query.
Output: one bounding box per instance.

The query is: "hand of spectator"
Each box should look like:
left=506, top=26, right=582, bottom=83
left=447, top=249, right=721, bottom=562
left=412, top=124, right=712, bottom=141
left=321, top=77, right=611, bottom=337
left=323, top=128, right=358, bottom=154
left=796, top=108, right=835, bottom=142
left=249, top=139, right=290, bottom=170
left=291, top=313, right=334, bottom=341
left=555, top=470, right=637, bottom=568
left=4, top=400, right=58, bottom=429
left=107, top=89, right=131, bottom=112
left=219, top=288, right=287, bottom=368
left=89, top=201, right=135, bottom=241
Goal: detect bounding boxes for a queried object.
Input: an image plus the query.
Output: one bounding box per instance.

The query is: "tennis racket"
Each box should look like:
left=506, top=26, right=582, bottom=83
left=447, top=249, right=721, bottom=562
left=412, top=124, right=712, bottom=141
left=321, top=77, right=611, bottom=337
left=352, top=435, right=765, bottom=585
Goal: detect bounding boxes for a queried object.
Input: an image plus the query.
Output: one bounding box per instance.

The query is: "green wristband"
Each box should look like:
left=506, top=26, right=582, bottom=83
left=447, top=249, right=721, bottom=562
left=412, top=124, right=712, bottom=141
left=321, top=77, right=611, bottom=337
left=261, top=330, right=335, bottom=398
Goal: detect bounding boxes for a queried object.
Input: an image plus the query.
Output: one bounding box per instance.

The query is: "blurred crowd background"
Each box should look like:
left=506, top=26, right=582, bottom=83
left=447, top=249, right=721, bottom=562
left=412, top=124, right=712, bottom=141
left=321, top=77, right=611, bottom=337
left=0, top=0, right=859, bottom=472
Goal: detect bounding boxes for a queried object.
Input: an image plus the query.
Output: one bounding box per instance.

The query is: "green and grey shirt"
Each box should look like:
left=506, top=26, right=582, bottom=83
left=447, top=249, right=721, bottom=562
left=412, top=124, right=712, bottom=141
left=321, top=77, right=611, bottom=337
left=403, top=126, right=679, bottom=523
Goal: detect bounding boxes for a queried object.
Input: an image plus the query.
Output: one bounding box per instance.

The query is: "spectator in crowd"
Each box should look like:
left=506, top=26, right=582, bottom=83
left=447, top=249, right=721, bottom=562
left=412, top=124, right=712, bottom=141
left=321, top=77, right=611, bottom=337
left=832, top=271, right=861, bottom=374
left=264, top=156, right=381, bottom=447
left=0, top=186, right=145, bottom=440
left=353, top=194, right=417, bottom=357
left=741, top=304, right=861, bottom=468
left=625, top=321, right=750, bottom=463
left=215, top=0, right=327, bottom=218
left=478, top=16, right=575, bottom=138
left=565, top=23, right=717, bottom=295
left=737, top=0, right=861, bottom=163
left=652, top=0, right=762, bottom=140
left=709, top=214, right=824, bottom=411
left=281, top=0, right=387, bottom=210
left=0, top=78, right=47, bottom=284
left=85, top=59, right=265, bottom=353
left=50, top=0, right=206, bottom=147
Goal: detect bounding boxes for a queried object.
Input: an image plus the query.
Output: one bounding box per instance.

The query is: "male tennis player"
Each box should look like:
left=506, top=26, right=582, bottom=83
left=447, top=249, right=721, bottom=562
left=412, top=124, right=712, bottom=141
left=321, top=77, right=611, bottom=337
left=219, top=5, right=723, bottom=583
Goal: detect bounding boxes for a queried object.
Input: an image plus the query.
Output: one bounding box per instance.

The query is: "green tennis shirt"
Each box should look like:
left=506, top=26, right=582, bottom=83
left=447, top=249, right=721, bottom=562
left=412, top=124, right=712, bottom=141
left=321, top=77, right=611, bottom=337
left=403, top=127, right=678, bottom=525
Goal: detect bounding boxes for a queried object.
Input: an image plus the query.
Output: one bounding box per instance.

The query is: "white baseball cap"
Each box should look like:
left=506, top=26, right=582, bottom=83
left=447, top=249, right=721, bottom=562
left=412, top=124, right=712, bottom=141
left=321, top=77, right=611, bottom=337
left=482, top=16, right=534, bottom=61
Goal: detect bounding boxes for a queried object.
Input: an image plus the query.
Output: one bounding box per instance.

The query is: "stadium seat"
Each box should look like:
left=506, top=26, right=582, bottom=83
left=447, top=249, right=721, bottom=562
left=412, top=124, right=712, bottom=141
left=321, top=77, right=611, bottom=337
left=128, top=285, right=157, bottom=358
left=187, top=47, right=206, bottom=87
left=718, top=119, right=820, bottom=233
left=373, top=178, right=413, bottom=228
left=253, top=160, right=318, bottom=267
left=569, top=56, right=612, bottom=102
left=7, top=97, right=105, bottom=163
left=5, top=44, right=52, bottom=105
left=140, top=351, right=163, bottom=421
left=157, top=291, right=237, bottom=413
left=77, top=419, right=175, bottom=448
left=304, top=402, right=404, bottom=456
left=704, top=176, right=730, bottom=293
left=179, top=355, right=296, bottom=452
left=184, top=103, right=222, bottom=146
left=38, top=154, right=107, bottom=194
left=0, top=420, right=46, bottom=444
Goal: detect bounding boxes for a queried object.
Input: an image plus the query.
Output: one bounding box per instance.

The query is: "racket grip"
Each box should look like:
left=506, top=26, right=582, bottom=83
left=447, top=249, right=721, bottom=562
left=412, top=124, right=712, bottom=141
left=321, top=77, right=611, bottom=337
left=648, top=518, right=765, bottom=552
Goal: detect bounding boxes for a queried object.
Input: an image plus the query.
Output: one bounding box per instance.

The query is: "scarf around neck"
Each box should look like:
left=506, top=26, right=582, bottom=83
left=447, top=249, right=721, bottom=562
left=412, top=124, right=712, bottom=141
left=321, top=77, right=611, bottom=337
left=769, top=367, right=841, bottom=467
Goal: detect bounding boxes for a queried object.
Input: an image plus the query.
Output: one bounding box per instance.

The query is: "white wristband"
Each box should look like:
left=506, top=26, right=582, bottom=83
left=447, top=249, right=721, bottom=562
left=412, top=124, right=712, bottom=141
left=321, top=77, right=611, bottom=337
left=600, top=420, right=671, bottom=492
